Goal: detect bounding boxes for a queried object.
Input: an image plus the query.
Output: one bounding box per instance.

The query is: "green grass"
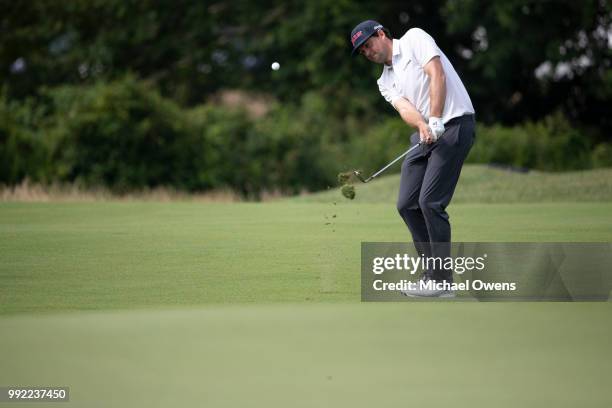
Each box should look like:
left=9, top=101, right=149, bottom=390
left=294, top=164, right=612, bottom=203
left=2, top=201, right=612, bottom=314
left=1, top=174, right=612, bottom=407
left=1, top=303, right=611, bottom=408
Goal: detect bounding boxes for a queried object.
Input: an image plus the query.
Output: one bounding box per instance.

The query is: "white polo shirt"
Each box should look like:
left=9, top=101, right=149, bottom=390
left=377, top=28, right=475, bottom=124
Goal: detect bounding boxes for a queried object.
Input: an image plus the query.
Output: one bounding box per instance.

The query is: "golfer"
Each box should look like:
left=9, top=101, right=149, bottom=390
left=350, top=20, right=475, bottom=297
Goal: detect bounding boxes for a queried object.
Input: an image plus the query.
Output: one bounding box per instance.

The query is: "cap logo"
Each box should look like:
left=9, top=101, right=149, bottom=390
left=351, top=31, right=363, bottom=45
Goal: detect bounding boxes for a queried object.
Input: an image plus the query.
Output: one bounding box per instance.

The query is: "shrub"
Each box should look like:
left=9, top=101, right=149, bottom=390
left=468, top=112, right=592, bottom=171
left=2, top=79, right=607, bottom=198
left=0, top=92, right=48, bottom=184
left=591, top=143, right=612, bottom=168
left=343, top=117, right=413, bottom=177
left=43, top=76, right=206, bottom=192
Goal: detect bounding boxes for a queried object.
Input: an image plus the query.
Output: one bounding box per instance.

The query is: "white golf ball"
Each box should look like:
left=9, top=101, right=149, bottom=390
left=271, top=62, right=280, bottom=71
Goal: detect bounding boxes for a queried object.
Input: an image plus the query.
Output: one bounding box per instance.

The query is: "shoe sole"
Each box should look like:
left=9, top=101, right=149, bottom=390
left=402, top=291, right=456, bottom=298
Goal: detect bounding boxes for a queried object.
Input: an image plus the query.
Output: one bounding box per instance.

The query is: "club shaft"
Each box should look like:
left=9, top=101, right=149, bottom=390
left=365, top=142, right=421, bottom=182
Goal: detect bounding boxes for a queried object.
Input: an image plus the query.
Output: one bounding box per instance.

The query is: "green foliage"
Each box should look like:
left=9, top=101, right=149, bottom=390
left=187, top=105, right=256, bottom=195
left=468, top=124, right=532, bottom=168
left=252, top=92, right=346, bottom=194
left=2, top=77, right=606, bottom=197
left=591, top=143, right=612, bottom=168
left=43, top=76, right=205, bottom=192
left=339, top=111, right=601, bottom=178
left=1, top=79, right=362, bottom=197
left=3, top=0, right=610, bottom=137
left=442, top=0, right=612, bottom=133
left=0, top=0, right=218, bottom=105
left=1, top=0, right=610, bottom=194
left=0, top=92, right=48, bottom=184
left=468, top=112, right=592, bottom=171
left=344, top=117, right=412, bottom=177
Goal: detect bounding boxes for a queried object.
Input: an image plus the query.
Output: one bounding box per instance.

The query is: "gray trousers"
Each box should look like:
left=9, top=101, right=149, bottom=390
left=397, top=114, right=475, bottom=281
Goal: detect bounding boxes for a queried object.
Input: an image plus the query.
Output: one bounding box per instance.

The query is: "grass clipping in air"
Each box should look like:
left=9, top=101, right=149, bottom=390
left=338, top=171, right=356, bottom=200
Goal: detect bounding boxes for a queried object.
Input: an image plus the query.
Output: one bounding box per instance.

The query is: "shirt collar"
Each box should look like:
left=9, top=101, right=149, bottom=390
left=392, top=39, right=401, bottom=57
left=385, top=39, right=402, bottom=69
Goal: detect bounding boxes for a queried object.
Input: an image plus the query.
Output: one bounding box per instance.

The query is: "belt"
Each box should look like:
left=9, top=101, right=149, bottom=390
left=445, top=114, right=475, bottom=127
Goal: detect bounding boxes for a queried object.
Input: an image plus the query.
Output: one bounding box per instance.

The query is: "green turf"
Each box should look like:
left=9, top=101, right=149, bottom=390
left=294, top=164, right=612, bottom=203
left=1, top=303, right=611, bottom=407
left=2, top=201, right=612, bottom=314
left=1, top=195, right=612, bottom=407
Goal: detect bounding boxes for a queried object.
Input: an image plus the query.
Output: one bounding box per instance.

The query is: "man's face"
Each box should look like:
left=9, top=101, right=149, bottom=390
left=359, top=32, right=386, bottom=63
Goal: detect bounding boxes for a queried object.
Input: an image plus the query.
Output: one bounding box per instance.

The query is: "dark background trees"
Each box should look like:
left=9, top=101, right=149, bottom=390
left=1, top=0, right=611, bottom=194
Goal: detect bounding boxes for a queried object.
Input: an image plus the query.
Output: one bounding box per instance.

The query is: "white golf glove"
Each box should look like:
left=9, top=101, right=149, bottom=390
left=428, top=117, right=445, bottom=141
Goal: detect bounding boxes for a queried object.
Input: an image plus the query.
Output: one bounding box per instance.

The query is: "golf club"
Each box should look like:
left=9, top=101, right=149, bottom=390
left=353, top=142, right=423, bottom=183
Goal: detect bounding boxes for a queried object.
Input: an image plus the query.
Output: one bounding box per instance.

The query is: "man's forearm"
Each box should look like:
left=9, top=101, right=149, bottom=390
left=393, top=98, right=426, bottom=127
left=392, top=97, right=436, bottom=144
left=428, top=66, right=446, bottom=118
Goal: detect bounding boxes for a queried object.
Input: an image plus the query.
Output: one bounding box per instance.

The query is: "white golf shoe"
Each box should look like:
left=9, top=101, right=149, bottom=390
left=401, top=276, right=456, bottom=298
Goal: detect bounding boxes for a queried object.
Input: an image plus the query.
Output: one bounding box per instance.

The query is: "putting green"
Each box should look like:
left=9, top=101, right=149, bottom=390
left=1, top=303, right=611, bottom=407
left=1, top=200, right=611, bottom=407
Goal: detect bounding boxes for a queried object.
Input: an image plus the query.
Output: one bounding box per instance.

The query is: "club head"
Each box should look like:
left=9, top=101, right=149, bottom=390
left=353, top=170, right=367, bottom=183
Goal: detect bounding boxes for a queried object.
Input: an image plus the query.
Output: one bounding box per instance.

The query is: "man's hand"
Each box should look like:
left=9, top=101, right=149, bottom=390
left=428, top=116, right=445, bottom=141
left=392, top=98, right=439, bottom=145
left=417, top=121, right=435, bottom=144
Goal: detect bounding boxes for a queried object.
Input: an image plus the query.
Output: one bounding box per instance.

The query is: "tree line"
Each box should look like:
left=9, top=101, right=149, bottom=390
left=1, top=1, right=611, bottom=194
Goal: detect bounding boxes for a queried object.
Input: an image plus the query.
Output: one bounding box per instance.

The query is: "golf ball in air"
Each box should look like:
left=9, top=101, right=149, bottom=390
left=271, top=62, right=280, bottom=71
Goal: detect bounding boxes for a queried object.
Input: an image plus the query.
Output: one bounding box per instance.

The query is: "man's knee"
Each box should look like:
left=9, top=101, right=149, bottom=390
left=397, top=195, right=419, bottom=215
left=418, top=195, right=444, bottom=215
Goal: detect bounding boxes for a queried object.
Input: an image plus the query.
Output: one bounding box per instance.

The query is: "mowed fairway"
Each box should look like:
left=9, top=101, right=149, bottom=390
left=2, top=201, right=612, bottom=313
left=1, top=169, right=612, bottom=407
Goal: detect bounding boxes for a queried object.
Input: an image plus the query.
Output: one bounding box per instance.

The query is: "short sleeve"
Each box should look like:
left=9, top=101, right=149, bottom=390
left=402, top=28, right=440, bottom=68
left=377, top=76, right=402, bottom=107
